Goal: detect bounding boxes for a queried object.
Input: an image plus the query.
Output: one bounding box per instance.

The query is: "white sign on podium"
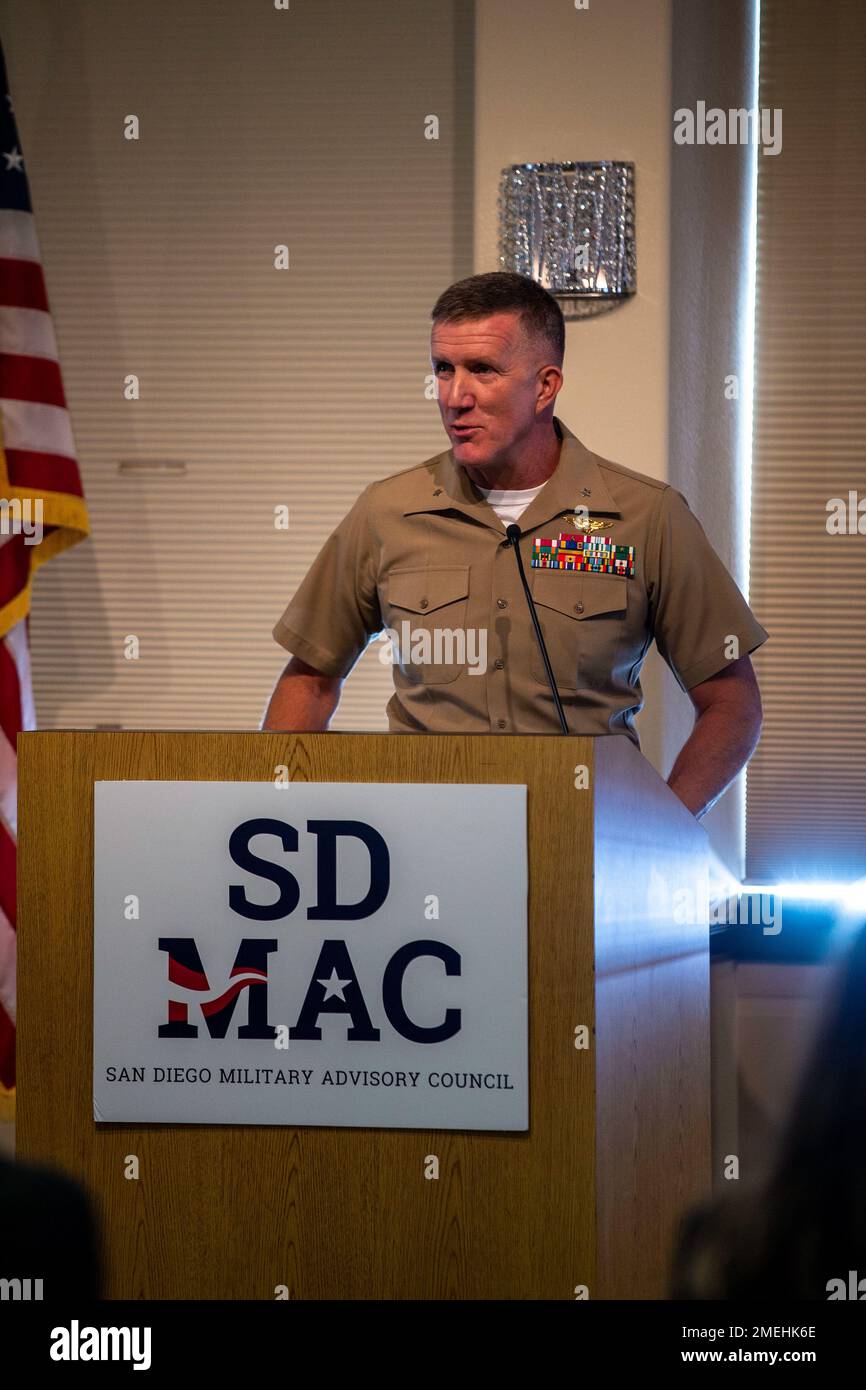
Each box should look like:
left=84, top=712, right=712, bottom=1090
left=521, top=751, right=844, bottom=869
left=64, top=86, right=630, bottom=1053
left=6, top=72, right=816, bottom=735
left=93, top=782, right=528, bottom=1130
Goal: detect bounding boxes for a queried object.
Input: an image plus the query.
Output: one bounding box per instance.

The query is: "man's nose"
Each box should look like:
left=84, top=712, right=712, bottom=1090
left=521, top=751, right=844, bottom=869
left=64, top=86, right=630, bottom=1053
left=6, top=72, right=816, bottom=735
left=444, top=370, right=475, bottom=405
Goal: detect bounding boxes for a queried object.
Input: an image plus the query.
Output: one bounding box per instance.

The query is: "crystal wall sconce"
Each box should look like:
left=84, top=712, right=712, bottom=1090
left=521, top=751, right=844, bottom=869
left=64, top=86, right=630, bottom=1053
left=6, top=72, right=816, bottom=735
left=498, top=161, right=636, bottom=320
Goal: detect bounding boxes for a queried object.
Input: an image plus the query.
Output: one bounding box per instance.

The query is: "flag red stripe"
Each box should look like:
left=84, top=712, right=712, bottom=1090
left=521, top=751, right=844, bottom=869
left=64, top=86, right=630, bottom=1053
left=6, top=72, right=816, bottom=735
left=0, top=352, right=67, bottom=408
left=0, top=641, right=22, bottom=750
left=0, top=62, right=92, bottom=1095
left=0, top=257, right=49, bottom=313
left=0, top=532, right=30, bottom=605
left=4, top=446, right=86, bottom=496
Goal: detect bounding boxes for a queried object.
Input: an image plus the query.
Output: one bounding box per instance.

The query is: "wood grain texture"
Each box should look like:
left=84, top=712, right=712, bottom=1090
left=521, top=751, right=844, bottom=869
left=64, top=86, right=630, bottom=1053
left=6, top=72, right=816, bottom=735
left=17, top=731, right=708, bottom=1299
left=593, top=735, right=711, bottom=1298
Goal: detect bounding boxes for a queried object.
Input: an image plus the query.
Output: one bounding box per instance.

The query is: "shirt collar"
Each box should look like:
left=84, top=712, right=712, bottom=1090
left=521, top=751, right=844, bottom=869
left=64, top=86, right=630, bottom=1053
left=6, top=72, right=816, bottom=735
left=404, top=416, right=621, bottom=535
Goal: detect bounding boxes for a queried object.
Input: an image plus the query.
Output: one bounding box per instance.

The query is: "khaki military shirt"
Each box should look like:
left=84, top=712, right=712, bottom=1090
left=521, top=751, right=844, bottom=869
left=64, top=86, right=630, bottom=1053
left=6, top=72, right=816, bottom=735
left=272, top=417, right=768, bottom=747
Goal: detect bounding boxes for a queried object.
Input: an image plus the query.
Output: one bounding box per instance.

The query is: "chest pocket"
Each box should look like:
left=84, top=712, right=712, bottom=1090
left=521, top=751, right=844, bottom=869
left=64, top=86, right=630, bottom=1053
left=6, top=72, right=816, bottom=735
left=530, top=571, right=628, bottom=690
left=385, top=566, right=470, bottom=685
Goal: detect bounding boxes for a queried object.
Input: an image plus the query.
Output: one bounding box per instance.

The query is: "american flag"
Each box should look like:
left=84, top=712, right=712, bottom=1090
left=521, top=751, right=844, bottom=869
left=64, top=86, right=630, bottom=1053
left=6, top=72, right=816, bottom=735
left=0, top=40, right=90, bottom=1117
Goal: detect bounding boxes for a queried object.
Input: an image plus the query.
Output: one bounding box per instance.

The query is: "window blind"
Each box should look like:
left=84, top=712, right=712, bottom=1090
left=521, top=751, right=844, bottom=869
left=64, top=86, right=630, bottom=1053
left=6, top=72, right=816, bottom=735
left=747, top=0, right=866, bottom=878
left=6, top=0, right=471, bottom=734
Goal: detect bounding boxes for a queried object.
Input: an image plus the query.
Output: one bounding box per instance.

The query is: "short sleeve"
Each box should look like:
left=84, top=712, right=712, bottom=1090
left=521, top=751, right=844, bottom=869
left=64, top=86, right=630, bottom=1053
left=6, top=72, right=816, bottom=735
left=647, top=485, right=769, bottom=691
left=271, top=483, right=383, bottom=678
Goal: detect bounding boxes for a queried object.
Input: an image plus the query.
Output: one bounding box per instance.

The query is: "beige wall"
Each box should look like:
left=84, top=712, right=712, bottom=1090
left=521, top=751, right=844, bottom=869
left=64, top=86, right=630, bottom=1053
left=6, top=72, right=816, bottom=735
left=4, top=0, right=750, bottom=861
left=668, top=0, right=758, bottom=878
left=475, top=0, right=676, bottom=776
left=0, top=0, right=471, bottom=738
left=475, top=0, right=761, bottom=880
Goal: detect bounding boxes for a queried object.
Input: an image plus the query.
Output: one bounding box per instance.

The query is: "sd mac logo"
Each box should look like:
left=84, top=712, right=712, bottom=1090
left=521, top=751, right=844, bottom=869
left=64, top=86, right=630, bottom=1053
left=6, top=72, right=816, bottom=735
left=157, top=818, right=461, bottom=1046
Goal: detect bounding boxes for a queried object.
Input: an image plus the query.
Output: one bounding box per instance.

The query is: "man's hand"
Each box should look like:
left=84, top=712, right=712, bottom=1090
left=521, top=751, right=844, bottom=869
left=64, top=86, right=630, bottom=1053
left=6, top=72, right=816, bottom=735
left=261, top=655, right=343, bottom=731
left=666, top=654, right=763, bottom=819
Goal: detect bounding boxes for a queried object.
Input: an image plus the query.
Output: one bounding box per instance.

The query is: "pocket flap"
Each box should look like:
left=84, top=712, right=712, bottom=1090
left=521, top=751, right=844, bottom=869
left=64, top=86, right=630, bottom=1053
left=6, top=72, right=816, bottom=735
left=387, top=566, right=470, bottom=615
left=531, top=571, right=627, bottom=620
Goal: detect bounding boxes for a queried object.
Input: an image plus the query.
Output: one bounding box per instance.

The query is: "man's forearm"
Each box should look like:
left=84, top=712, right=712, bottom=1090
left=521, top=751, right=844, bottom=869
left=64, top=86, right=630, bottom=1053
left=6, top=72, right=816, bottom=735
left=261, top=659, right=342, bottom=731
left=666, top=699, right=762, bottom=820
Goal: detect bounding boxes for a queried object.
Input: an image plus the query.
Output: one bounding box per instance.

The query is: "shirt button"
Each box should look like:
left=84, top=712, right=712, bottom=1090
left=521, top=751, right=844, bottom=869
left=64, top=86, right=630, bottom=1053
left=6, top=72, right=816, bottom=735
left=496, top=598, right=508, bottom=609
left=420, top=598, right=428, bottom=609
left=574, top=601, right=584, bottom=613
left=493, top=658, right=504, bottom=670
left=497, top=719, right=507, bottom=729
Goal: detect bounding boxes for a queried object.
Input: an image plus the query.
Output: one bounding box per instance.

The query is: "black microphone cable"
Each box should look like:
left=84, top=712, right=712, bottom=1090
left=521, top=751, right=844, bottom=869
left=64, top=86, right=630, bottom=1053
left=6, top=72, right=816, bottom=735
left=505, top=523, right=569, bottom=734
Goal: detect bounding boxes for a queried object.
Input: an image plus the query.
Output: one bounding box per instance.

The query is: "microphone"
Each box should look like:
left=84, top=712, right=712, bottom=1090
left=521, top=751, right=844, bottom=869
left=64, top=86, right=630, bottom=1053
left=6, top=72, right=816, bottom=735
left=505, top=523, right=569, bottom=734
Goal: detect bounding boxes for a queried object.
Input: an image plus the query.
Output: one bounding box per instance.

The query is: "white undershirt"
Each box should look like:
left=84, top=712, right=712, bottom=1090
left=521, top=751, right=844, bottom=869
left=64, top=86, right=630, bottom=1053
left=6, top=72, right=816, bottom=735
left=475, top=481, right=547, bottom=524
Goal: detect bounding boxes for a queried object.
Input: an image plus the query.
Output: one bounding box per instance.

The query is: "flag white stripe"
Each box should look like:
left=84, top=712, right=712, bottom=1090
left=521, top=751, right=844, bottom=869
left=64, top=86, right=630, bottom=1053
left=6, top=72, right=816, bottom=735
left=0, top=206, right=40, bottom=263
left=0, top=304, right=60, bottom=362
left=5, top=618, right=35, bottom=734
left=0, top=902, right=15, bottom=1023
left=0, top=397, right=77, bottom=459
left=0, top=88, right=88, bottom=1089
left=0, top=728, right=16, bottom=838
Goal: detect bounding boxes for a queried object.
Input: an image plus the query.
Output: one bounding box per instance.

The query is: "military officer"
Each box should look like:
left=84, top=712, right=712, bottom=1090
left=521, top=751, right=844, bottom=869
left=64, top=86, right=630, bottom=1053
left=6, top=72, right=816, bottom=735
left=263, top=272, right=767, bottom=818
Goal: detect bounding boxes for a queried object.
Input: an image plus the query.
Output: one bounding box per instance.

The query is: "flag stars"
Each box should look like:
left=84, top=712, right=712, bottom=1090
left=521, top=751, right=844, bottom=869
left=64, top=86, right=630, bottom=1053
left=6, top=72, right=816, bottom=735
left=3, top=146, right=24, bottom=172
left=317, top=967, right=351, bottom=1001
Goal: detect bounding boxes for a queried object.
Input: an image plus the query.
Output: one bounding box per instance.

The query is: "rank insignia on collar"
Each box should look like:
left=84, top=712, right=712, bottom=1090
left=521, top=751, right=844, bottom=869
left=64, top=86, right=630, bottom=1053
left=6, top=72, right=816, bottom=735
left=531, top=533, right=635, bottom=577
left=562, top=513, right=610, bottom=533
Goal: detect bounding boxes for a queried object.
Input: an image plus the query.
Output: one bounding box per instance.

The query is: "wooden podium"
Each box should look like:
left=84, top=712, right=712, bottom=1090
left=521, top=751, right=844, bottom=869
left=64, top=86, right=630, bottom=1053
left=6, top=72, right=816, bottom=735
left=17, top=731, right=709, bottom=1300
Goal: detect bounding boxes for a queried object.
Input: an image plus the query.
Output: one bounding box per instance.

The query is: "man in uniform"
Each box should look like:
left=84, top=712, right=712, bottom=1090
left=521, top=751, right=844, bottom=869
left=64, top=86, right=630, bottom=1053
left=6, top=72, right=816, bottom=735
left=262, top=272, right=767, bottom=819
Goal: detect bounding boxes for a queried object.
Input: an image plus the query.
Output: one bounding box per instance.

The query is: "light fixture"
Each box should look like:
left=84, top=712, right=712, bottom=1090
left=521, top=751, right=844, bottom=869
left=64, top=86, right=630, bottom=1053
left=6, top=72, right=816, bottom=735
left=498, top=161, right=636, bottom=319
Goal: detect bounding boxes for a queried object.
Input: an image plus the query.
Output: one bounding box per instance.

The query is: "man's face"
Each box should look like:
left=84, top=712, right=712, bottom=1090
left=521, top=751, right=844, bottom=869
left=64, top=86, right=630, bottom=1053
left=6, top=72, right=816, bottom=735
left=430, top=312, right=554, bottom=469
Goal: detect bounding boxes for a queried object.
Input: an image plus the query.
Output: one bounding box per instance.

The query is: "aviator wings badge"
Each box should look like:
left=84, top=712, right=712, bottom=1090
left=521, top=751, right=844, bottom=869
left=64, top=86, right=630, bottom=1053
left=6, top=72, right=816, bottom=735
left=562, top=513, right=611, bottom=533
